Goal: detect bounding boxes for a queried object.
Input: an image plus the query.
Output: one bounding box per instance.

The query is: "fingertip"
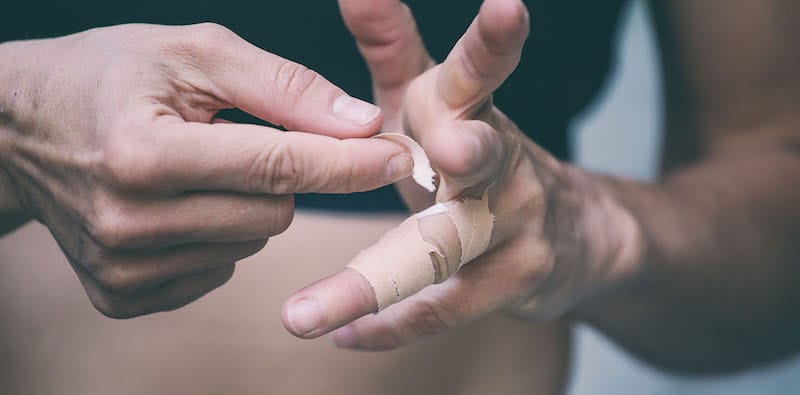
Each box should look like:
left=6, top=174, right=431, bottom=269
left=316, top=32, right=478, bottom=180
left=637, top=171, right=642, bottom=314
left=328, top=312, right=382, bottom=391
left=479, top=0, right=530, bottom=48
left=384, top=152, right=414, bottom=184
left=436, top=0, right=529, bottom=110
left=343, top=137, right=414, bottom=189
left=282, top=268, right=378, bottom=339
left=283, top=297, right=327, bottom=339
left=331, top=95, right=384, bottom=137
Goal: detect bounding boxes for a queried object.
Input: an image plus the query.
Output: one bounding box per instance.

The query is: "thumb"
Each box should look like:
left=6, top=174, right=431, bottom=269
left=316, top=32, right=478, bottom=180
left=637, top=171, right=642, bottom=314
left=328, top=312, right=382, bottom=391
left=194, top=23, right=382, bottom=138
left=427, top=118, right=509, bottom=200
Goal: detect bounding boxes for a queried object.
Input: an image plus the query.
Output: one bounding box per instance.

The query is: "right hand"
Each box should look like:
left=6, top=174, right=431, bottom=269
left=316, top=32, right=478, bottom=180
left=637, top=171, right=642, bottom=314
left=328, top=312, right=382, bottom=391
left=282, top=0, right=641, bottom=350
left=0, top=23, right=413, bottom=318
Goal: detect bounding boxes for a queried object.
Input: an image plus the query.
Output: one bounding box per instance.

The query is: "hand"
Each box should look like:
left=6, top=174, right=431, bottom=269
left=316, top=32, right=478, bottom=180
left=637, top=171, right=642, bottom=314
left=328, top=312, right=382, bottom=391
left=0, top=23, right=413, bottom=318
left=282, top=0, right=642, bottom=349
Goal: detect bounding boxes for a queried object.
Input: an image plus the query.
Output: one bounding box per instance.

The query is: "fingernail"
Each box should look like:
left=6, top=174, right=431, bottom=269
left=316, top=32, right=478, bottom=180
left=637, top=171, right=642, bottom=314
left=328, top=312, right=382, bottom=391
left=332, top=325, right=359, bottom=348
left=333, top=95, right=381, bottom=126
left=384, top=153, right=413, bottom=183
left=286, top=298, right=326, bottom=337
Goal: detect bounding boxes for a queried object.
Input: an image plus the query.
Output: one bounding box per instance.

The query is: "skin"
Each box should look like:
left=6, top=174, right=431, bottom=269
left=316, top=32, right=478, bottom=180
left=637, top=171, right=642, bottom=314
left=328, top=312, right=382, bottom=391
left=0, top=16, right=570, bottom=394
left=1, top=0, right=798, bottom=378
left=578, top=0, right=800, bottom=373
left=284, top=0, right=800, bottom=374
left=0, top=23, right=414, bottom=318
left=285, top=0, right=636, bottom=342
left=0, top=213, right=568, bottom=395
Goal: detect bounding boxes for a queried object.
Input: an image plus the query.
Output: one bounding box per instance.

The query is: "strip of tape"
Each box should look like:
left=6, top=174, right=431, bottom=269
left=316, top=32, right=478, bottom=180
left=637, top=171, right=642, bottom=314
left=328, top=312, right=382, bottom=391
left=373, top=133, right=436, bottom=192
left=349, top=133, right=494, bottom=310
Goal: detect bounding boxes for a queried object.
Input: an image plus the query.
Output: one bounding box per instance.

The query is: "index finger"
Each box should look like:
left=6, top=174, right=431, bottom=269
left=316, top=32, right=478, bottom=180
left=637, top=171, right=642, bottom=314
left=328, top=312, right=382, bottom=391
left=437, top=0, right=530, bottom=110
left=107, top=119, right=413, bottom=195
left=176, top=23, right=383, bottom=138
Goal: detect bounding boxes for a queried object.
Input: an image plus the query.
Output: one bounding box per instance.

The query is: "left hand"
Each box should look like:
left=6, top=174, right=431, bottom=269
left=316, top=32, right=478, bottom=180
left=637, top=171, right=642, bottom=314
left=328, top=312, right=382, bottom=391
left=282, top=0, right=642, bottom=349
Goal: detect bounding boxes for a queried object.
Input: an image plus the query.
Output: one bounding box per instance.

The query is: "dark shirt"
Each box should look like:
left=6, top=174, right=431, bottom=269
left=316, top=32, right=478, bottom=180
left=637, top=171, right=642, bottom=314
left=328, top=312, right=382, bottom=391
left=2, top=0, right=627, bottom=211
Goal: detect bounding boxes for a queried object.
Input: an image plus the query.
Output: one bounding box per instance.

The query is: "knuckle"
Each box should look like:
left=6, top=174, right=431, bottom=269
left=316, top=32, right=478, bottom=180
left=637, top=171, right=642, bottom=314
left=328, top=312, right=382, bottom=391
left=521, top=246, right=556, bottom=287
left=189, top=22, right=236, bottom=48
left=275, top=62, right=319, bottom=113
left=243, top=239, right=270, bottom=257
left=209, top=263, right=237, bottom=287
left=98, top=133, right=160, bottom=190
left=404, top=297, right=457, bottom=338
left=88, top=198, right=138, bottom=250
left=246, top=139, right=303, bottom=194
left=225, top=240, right=269, bottom=263
left=157, top=23, right=237, bottom=68
left=305, top=141, right=356, bottom=193
left=94, top=265, right=144, bottom=294
left=328, top=144, right=357, bottom=192
left=507, top=247, right=554, bottom=297
left=88, top=291, right=152, bottom=319
left=307, top=145, right=354, bottom=193
left=459, top=45, right=492, bottom=81
left=90, top=296, right=137, bottom=319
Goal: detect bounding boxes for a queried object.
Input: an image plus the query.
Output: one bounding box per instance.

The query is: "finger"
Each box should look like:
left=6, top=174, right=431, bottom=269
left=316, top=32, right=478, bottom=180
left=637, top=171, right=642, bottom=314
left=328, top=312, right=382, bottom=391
left=282, top=205, right=462, bottom=339
left=437, top=0, right=529, bottom=110
left=338, top=0, right=433, bottom=94
left=282, top=163, right=507, bottom=340
left=282, top=212, right=438, bottom=338
left=331, top=259, right=516, bottom=350
left=189, top=23, right=382, bottom=138
left=282, top=246, right=517, bottom=346
left=82, top=240, right=267, bottom=295
left=210, top=117, right=233, bottom=124
left=282, top=268, right=378, bottom=339
left=329, top=232, right=555, bottom=349
left=73, top=257, right=237, bottom=319
left=90, top=192, right=293, bottom=249
left=108, top=120, right=413, bottom=194
left=423, top=119, right=507, bottom=198
left=139, top=264, right=236, bottom=314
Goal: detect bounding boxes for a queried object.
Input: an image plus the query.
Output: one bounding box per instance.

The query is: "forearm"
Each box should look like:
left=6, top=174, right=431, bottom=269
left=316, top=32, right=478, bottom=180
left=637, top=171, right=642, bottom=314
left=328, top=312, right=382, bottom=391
left=573, top=141, right=800, bottom=374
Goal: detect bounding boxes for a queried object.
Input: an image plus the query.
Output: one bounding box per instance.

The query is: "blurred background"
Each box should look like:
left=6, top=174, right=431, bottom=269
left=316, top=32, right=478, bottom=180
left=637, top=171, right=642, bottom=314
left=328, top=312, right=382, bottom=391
left=569, top=0, right=800, bottom=393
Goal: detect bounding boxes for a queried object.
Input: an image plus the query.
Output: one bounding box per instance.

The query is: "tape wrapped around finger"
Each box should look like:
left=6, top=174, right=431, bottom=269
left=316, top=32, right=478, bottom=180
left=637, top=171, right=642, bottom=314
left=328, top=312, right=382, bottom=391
left=348, top=133, right=494, bottom=310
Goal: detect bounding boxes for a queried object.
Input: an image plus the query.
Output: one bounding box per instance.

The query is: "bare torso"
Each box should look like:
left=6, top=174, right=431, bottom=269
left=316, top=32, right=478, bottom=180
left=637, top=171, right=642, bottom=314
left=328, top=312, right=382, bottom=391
left=0, top=211, right=568, bottom=395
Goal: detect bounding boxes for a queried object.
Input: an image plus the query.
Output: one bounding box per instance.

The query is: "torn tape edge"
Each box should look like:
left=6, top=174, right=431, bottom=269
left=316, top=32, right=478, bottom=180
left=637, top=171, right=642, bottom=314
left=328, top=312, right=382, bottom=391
left=373, top=132, right=436, bottom=192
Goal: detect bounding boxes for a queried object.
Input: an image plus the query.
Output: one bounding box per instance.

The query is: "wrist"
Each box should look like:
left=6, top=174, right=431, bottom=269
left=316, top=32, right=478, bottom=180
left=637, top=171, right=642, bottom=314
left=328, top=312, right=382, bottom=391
left=553, top=166, right=647, bottom=311
left=0, top=38, right=56, bottom=136
left=0, top=40, right=46, bottom=233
